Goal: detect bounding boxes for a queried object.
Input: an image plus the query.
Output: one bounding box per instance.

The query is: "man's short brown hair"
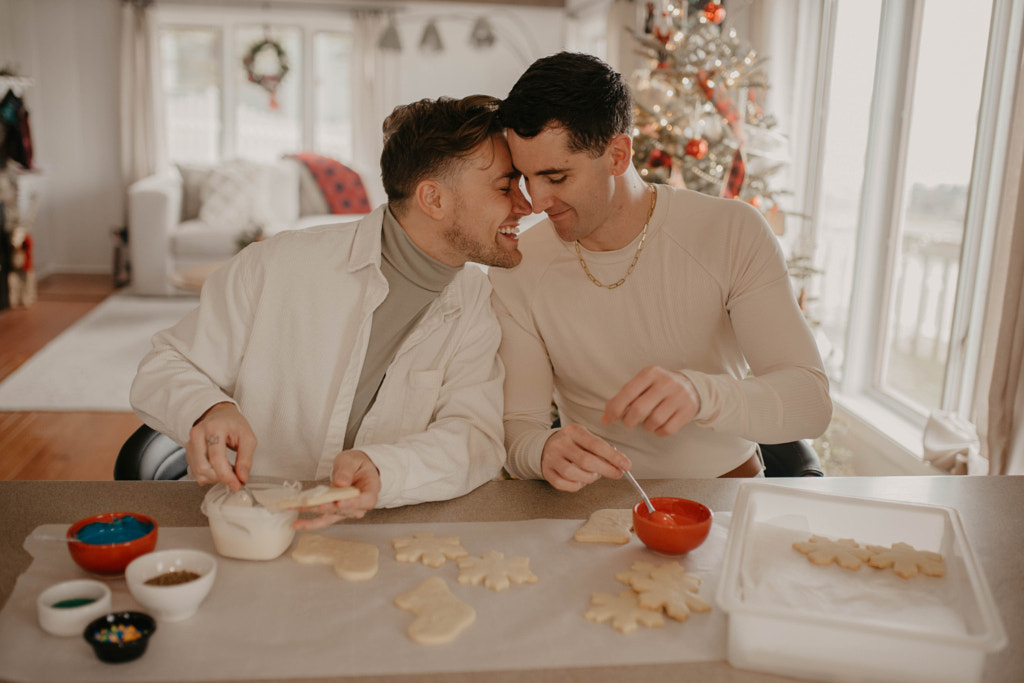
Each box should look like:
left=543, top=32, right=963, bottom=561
left=381, top=95, right=502, bottom=214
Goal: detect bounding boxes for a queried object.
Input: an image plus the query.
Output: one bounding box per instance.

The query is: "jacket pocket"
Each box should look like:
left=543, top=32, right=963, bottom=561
left=400, top=369, right=443, bottom=433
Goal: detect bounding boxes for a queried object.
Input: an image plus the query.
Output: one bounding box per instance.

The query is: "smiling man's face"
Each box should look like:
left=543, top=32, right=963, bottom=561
left=442, top=134, right=531, bottom=268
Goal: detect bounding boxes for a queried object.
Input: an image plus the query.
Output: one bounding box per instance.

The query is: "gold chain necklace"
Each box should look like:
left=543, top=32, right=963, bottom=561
left=574, top=185, right=657, bottom=290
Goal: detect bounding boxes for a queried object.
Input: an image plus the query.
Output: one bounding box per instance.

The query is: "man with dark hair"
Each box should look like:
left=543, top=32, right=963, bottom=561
left=132, top=95, right=530, bottom=527
left=490, top=52, right=832, bottom=490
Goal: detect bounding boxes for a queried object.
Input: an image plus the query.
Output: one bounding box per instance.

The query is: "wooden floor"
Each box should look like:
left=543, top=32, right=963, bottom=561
left=0, top=274, right=143, bottom=480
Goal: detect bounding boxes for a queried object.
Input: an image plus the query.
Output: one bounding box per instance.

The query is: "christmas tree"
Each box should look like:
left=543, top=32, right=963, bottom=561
left=629, top=0, right=788, bottom=234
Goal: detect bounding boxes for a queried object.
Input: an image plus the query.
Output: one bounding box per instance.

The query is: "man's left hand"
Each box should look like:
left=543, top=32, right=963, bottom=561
left=292, top=450, right=381, bottom=530
left=601, top=366, right=701, bottom=436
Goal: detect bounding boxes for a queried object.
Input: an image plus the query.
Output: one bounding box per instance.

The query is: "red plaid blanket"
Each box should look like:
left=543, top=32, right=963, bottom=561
left=288, top=152, right=371, bottom=214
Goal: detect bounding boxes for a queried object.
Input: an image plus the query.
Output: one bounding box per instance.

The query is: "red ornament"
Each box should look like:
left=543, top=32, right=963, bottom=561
left=703, top=3, right=726, bottom=24
left=748, top=195, right=762, bottom=208
left=648, top=148, right=673, bottom=169
left=684, top=138, right=709, bottom=159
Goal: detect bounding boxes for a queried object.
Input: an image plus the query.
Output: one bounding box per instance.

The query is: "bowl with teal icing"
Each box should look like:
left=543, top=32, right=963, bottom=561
left=67, top=512, right=158, bottom=576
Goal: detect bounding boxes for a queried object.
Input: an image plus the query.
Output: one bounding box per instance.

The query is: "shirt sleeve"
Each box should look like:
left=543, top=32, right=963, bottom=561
left=129, top=248, right=260, bottom=446
left=488, top=283, right=557, bottom=480
left=683, top=210, right=832, bottom=443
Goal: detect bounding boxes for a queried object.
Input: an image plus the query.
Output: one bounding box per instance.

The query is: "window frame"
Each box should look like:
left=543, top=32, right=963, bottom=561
left=154, top=3, right=357, bottom=165
left=809, top=0, right=1024, bottom=459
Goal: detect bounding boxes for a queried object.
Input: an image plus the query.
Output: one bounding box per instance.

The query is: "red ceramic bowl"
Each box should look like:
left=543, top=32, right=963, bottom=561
left=633, top=497, right=713, bottom=554
left=67, top=512, right=158, bottom=576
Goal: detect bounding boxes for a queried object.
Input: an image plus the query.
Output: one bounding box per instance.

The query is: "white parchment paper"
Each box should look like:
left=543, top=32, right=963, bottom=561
left=0, top=516, right=731, bottom=682
left=739, top=522, right=967, bottom=636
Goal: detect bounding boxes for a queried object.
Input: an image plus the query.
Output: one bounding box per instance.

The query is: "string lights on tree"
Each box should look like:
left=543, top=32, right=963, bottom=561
left=630, top=0, right=788, bottom=235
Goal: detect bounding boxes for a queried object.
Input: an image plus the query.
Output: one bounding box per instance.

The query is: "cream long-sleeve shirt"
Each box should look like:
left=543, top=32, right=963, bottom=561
left=488, top=185, right=832, bottom=479
left=130, top=207, right=506, bottom=507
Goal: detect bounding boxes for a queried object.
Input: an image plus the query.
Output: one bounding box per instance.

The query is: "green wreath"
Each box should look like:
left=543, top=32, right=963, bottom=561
left=243, top=38, right=290, bottom=108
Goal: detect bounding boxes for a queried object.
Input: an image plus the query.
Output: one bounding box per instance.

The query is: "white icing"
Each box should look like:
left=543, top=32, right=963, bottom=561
left=201, top=479, right=301, bottom=561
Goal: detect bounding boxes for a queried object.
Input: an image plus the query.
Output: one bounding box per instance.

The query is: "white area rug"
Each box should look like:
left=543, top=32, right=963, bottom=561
left=0, top=294, right=197, bottom=412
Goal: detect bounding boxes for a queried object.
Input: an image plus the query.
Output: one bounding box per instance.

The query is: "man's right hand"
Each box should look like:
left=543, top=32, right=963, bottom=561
left=187, top=402, right=257, bottom=490
left=540, top=423, right=631, bottom=492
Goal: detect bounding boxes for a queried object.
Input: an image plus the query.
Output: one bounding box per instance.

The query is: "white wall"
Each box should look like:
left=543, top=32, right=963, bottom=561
left=3, top=0, right=124, bottom=278
left=2, top=0, right=566, bottom=277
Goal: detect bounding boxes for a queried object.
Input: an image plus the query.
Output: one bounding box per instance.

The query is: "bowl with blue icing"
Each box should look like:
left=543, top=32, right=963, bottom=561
left=66, top=512, right=158, bottom=576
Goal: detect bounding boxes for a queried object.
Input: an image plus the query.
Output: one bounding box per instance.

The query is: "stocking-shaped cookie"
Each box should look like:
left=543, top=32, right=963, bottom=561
left=394, top=577, right=475, bottom=645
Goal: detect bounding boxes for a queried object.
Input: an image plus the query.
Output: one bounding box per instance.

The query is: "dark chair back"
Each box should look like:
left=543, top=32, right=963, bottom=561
left=761, top=440, right=824, bottom=477
left=114, top=424, right=188, bottom=481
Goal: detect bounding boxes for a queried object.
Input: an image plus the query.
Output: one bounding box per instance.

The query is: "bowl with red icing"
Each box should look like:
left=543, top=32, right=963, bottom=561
left=67, top=512, right=158, bottom=576
left=633, top=497, right=713, bottom=554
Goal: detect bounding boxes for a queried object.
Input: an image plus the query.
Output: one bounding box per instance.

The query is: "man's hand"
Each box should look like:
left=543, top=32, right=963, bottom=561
left=540, top=423, right=631, bottom=492
left=601, top=366, right=700, bottom=436
left=293, top=450, right=381, bottom=530
left=187, top=402, right=257, bottom=490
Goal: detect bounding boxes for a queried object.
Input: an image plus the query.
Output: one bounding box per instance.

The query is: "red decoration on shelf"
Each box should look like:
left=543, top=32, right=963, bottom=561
left=684, top=138, right=708, bottom=159
left=703, top=3, right=726, bottom=25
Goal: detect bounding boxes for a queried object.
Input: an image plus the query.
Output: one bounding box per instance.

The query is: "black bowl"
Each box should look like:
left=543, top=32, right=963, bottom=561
left=83, top=611, right=156, bottom=663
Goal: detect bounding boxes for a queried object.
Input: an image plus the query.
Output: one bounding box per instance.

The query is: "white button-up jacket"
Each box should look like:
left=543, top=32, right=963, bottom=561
left=130, top=206, right=506, bottom=507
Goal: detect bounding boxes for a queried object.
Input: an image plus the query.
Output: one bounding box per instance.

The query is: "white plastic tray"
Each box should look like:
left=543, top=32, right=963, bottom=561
left=716, top=482, right=1006, bottom=683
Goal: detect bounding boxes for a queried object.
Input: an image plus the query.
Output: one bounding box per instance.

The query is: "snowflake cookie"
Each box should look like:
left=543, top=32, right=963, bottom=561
left=793, top=535, right=873, bottom=570
left=585, top=590, right=665, bottom=634
left=456, top=550, right=538, bottom=592
left=866, top=542, right=946, bottom=579
left=618, top=561, right=709, bottom=622
left=392, top=531, right=468, bottom=568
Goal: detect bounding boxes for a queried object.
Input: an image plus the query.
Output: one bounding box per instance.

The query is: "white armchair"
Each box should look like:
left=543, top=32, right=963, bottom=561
left=127, top=158, right=383, bottom=296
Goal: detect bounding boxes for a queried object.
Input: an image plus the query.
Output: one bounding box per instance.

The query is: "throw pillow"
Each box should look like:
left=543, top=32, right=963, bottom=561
left=176, top=163, right=214, bottom=221
left=198, top=159, right=268, bottom=232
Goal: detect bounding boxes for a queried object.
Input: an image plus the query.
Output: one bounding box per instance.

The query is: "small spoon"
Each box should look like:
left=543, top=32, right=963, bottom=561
left=33, top=534, right=85, bottom=544
left=621, top=470, right=676, bottom=526
left=233, top=484, right=266, bottom=509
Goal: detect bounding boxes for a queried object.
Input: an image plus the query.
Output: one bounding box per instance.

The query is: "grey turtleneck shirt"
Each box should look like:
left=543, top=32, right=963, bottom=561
left=343, top=208, right=459, bottom=450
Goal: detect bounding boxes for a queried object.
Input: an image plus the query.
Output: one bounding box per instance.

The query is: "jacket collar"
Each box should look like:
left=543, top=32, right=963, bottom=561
left=347, top=204, right=389, bottom=273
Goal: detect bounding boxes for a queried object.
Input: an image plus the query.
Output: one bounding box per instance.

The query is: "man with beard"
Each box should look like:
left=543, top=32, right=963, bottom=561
left=132, top=95, right=530, bottom=527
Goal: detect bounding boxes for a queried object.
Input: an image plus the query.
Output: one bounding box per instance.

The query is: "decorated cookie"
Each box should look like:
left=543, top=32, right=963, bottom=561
left=793, top=535, right=873, bottom=570
left=574, top=508, right=634, bottom=544
left=291, top=533, right=379, bottom=581
left=394, top=577, right=475, bottom=645
left=456, top=550, right=538, bottom=592
left=866, top=542, right=946, bottom=579
left=585, top=590, right=665, bottom=634
left=392, top=531, right=468, bottom=568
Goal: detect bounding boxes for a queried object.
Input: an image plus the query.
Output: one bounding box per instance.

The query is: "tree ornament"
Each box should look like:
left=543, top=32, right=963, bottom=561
left=648, top=148, right=673, bottom=168
left=243, top=37, right=290, bottom=110
left=703, top=3, right=726, bottom=25
left=685, top=138, right=709, bottom=159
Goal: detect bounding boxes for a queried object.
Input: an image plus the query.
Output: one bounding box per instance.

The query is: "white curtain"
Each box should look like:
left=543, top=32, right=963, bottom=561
left=120, top=0, right=162, bottom=188
left=350, top=11, right=400, bottom=193
left=984, top=171, right=1024, bottom=475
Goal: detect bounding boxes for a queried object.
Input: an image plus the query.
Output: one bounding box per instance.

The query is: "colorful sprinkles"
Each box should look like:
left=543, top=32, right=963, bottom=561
left=94, top=623, right=144, bottom=644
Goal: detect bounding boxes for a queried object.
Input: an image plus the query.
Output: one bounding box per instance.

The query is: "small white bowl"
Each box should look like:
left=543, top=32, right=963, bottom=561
left=37, top=579, right=112, bottom=636
left=125, top=549, right=217, bottom=622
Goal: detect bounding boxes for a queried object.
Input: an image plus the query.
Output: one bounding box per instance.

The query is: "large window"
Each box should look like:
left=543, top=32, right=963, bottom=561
left=157, top=8, right=355, bottom=166
left=810, top=0, right=1021, bottom=452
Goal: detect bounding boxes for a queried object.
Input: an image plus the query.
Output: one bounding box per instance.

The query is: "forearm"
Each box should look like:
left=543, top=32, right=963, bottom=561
left=503, top=417, right=556, bottom=480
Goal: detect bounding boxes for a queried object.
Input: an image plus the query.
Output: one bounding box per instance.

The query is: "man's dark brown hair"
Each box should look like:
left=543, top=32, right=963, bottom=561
left=381, top=95, right=502, bottom=215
